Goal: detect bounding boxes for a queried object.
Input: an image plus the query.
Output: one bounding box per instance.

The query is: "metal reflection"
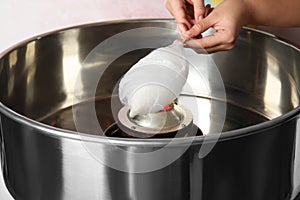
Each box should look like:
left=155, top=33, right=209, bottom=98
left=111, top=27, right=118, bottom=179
left=25, top=41, right=37, bottom=107
left=264, top=54, right=282, bottom=117
left=62, top=29, right=81, bottom=106
left=7, top=74, right=14, bottom=98
left=61, top=140, right=111, bottom=200
left=290, top=78, right=300, bottom=108
left=8, top=50, right=17, bottom=69
left=178, top=96, right=211, bottom=135
left=7, top=50, right=18, bottom=98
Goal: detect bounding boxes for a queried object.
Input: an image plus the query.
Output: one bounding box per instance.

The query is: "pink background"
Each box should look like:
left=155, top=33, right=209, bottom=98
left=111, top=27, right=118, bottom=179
left=0, top=0, right=171, bottom=52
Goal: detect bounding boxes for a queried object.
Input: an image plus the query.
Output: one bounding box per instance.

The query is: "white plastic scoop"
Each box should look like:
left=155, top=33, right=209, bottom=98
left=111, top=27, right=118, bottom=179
left=119, top=40, right=189, bottom=118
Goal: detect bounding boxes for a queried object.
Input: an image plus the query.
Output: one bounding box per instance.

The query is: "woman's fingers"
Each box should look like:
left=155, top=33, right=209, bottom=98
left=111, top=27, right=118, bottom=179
left=188, top=43, right=235, bottom=54
left=185, top=29, right=236, bottom=53
left=166, top=0, right=192, bottom=29
left=192, top=0, right=206, bottom=22
left=185, top=14, right=214, bottom=38
left=166, top=0, right=240, bottom=53
left=168, top=0, right=247, bottom=53
left=177, top=23, right=189, bottom=35
left=204, top=43, right=235, bottom=53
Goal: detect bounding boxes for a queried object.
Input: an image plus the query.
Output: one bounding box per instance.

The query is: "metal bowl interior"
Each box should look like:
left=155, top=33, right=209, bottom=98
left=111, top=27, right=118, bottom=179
left=1, top=19, right=300, bottom=140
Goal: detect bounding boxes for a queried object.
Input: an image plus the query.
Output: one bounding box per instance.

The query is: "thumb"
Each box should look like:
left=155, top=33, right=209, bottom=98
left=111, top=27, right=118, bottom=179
left=185, top=16, right=213, bottom=38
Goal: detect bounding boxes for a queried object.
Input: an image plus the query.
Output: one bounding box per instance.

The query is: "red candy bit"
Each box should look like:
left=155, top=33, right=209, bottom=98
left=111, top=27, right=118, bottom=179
left=163, top=103, right=174, bottom=111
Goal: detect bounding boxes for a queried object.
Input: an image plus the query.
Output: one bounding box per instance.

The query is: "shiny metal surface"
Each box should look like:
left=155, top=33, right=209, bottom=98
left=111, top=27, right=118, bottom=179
left=0, top=20, right=300, bottom=200
left=118, top=104, right=193, bottom=135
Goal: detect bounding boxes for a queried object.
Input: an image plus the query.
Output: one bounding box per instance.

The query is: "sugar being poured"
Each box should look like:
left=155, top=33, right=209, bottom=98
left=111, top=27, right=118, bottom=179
left=119, top=40, right=189, bottom=118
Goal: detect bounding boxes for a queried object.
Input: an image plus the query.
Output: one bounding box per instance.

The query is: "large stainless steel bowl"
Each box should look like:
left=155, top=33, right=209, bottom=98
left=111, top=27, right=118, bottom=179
left=1, top=19, right=300, bottom=200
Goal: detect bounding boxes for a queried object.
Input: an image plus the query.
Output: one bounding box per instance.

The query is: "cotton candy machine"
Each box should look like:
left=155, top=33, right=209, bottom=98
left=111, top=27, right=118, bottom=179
left=1, top=20, right=300, bottom=200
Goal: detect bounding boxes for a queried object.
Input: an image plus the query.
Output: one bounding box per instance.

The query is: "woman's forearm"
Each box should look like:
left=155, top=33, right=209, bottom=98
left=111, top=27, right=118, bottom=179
left=245, top=0, right=300, bottom=26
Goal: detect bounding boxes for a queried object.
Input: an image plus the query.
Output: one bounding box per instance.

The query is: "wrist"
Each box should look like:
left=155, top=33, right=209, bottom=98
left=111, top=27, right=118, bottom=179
left=219, top=0, right=252, bottom=27
left=240, top=0, right=259, bottom=25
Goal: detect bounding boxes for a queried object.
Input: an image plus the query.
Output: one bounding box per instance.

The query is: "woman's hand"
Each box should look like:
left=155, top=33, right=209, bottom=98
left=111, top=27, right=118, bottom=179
left=165, top=0, right=207, bottom=33
left=184, top=0, right=250, bottom=53
left=167, top=0, right=300, bottom=53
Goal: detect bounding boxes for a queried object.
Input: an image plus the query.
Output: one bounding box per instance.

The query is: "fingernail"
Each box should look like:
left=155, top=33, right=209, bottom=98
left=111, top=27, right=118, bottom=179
left=198, top=16, right=203, bottom=21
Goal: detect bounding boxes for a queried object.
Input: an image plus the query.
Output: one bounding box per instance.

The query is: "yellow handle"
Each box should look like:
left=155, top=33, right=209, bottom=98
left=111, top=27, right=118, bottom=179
left=210, top=0, right=223, bottom=6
